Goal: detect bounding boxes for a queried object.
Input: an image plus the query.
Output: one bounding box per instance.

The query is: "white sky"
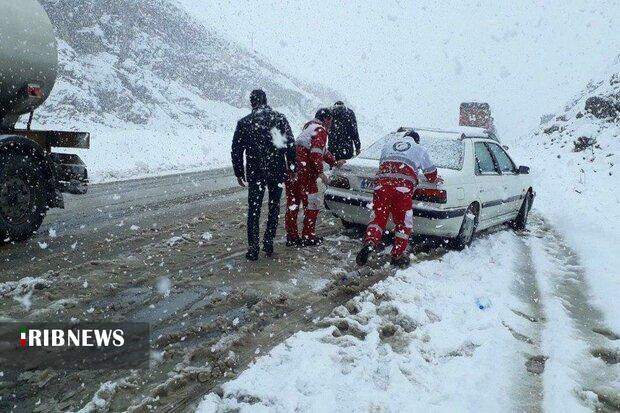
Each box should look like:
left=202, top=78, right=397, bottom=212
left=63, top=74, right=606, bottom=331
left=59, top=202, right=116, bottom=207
left=175, top=0, right=620, bottom=140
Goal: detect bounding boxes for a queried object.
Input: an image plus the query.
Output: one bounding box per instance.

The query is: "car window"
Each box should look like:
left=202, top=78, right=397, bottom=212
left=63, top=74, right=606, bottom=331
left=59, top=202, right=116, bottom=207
left=487, top=143, right=516, bottom=173
left=359, top=134, right=395, bottom=160
left=474, top=142, right=497, bottom=174
left=360, top=133, right=464, bottom=170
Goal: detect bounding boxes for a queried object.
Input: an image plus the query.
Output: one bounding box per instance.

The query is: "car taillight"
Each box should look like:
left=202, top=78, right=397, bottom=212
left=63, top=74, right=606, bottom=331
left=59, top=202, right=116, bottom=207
left=330, top=176, right=350, bottom=189
left=414, top=188, right=447, bottom=203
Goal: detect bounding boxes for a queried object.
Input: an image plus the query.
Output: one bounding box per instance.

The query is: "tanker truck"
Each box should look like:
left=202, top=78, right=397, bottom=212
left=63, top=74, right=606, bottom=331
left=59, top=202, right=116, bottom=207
left=0, top=0, right=89, bottom=242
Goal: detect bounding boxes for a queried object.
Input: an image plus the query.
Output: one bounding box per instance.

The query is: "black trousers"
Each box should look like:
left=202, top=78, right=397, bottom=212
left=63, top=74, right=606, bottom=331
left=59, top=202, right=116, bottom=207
left=247, top=179, right=283, bottom=252
left=329, top=144, right=355, bottom=161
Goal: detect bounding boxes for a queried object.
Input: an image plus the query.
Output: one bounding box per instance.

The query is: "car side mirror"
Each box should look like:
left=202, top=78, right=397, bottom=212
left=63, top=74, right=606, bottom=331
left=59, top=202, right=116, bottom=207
left=502, top=145, right=509, bottom=150
left=518, top=165, right=530, bottom=174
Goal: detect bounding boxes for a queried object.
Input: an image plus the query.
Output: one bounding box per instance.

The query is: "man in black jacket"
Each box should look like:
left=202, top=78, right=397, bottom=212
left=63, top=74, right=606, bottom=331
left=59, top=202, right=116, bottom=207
left=328, top=101, right=361, bottom=160
left=231, top=89, right=296, bottom=261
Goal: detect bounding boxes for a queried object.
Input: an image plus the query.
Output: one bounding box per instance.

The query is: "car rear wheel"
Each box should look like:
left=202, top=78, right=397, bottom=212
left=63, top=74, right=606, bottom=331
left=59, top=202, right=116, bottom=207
left=448, top=203, right=478, bottom=251
left=511, top=191, right=532, bottom=231
left=0, top=153, right=47, bottom=242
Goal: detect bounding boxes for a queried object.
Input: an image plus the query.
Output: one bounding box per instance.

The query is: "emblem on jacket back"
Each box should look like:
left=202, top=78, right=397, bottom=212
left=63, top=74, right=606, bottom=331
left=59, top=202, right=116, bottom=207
left=393, top=141, right=411, bottom=152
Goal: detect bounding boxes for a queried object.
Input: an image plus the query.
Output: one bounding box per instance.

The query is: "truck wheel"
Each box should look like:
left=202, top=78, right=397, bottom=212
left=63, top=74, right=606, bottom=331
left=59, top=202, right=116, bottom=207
left=448, top=203, right=478, bottom=251
left=510, top=191, right=532, bottom=231
left=0, top=153, right=47, bottom=242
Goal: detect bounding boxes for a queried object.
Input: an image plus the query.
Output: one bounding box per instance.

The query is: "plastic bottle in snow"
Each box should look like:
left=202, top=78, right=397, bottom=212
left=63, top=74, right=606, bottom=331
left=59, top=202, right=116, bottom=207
left=476, top=297, right=491, bottom=310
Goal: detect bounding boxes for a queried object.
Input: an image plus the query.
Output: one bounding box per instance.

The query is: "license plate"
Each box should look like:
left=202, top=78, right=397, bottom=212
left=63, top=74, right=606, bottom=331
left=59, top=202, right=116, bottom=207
left=359, top=178, right=375, bottom=191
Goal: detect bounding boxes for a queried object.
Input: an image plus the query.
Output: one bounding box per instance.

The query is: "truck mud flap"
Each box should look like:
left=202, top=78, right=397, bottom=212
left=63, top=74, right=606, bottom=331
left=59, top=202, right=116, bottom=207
left=50, top=152, right=89, bottom=195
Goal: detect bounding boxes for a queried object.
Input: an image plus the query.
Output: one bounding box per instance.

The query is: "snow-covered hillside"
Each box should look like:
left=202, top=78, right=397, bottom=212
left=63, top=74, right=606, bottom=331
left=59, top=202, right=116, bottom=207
left=30, top=0, right=340, bottom=181
left=39, top=0, right=338, bottom=128
left=510, top=55, right=620, bottom=332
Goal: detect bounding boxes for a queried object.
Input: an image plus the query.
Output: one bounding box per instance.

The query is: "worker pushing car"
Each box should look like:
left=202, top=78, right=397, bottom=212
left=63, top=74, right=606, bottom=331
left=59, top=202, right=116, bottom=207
left=285, top=108, right=346, bottom=247
left=356, top=130, right=442, bottom=268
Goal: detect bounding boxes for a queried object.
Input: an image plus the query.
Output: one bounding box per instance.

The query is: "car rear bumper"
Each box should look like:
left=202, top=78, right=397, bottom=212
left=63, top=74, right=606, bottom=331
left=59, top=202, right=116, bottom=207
left=324, top=189, right=466, bottom=238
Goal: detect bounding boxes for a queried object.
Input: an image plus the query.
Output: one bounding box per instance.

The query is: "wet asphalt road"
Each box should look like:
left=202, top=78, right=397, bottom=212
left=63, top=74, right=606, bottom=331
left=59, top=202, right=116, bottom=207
left=0, top=167, right=240, bottom=282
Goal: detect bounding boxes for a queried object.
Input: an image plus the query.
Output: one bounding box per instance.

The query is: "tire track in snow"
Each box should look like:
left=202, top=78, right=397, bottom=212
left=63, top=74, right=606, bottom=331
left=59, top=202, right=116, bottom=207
left=509, top=235, right=545, bottom=412
left=526, top=214, right=619, bottom=411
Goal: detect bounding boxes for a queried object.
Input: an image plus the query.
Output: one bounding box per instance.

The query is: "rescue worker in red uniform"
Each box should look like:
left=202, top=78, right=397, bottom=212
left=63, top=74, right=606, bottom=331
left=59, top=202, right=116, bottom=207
left=356, top=130, right=442, bottom=268
left=285, top=108, right=345, bottom=247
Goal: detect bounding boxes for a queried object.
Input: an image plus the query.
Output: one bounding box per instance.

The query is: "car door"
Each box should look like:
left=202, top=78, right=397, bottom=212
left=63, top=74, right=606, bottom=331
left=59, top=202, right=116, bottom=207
left=473, top=141, right=502, bottom=226
left=486, top=142, right=521, bottom=218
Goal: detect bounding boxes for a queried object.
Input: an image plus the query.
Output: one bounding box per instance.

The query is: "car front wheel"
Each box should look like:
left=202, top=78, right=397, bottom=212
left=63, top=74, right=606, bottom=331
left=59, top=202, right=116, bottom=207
left=511, top=191, right=532, bottom=230
left=448, top=203, right=478, bottom=251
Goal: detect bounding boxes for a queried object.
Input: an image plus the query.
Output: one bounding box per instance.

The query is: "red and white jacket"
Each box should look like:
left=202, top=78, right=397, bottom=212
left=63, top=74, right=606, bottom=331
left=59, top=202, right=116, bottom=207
left=295, top=119, right=336, bottom=177
left=376, top=134, right=438, bottom=190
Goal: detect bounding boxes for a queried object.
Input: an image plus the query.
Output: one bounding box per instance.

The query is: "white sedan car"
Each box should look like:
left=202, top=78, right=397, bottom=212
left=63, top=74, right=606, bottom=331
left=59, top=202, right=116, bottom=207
left=324, top=127, right=534, bottom=250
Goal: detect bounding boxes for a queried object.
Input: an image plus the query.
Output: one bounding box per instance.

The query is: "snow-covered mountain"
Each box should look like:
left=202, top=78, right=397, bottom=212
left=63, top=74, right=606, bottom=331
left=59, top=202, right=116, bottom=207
left=510, top=55, right=620, bottom=332
left=29, top=0, right=341, bottom=181
left=35, top=0, right=339, bottom=130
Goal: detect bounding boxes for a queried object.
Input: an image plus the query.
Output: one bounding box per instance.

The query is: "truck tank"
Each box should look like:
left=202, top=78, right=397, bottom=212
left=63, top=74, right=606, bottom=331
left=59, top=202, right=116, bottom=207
left=0, top=0, right=58, bottom=129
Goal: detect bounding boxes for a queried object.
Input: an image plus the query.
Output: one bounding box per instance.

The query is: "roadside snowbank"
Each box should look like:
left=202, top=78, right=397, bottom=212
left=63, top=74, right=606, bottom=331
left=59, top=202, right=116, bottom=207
left=48, top=119, right=382, bottom=184
left=55, top=126, right=233, bottom=183
left=198, top=231, right=542, bottom=412
left=509, top=58, right=620, bottom=333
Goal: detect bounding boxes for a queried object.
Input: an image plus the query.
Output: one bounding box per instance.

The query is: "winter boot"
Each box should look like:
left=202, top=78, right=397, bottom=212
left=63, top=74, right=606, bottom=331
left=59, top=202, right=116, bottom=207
left=390, top=254, right=410, bottom=269
left=263, top=243, right=274, bottom=257
left=356, top=243, right=374, bottom=266
left=286, top=238, right=301, bottom=247
left=301, top=236, right=323, bottom=247
left=245, top=248, right=259, bottom=261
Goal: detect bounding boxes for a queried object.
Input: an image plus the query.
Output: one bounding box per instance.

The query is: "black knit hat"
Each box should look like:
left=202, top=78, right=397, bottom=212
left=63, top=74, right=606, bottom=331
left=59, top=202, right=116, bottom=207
left=404, top=130, right=420, bottom=144
left=315, top=108, right=332, bottom=122
left=250, top=89, right=267, bottom=107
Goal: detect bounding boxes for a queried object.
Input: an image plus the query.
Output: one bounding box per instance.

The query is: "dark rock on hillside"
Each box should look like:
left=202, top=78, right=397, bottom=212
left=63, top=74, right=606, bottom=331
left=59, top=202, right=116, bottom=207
left=544, top=125, right=560, bottom=134
left=573, top=137, right=597, bottom=152
left=585, top=96, right=619, bottom=120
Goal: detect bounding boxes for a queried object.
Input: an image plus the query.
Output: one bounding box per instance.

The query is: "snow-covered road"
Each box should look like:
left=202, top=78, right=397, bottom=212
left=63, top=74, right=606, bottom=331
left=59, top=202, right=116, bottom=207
left=0, top=170, right=394, bottom=411
left=199, top=215, right=619, bottom=412
left=527, top=216, right=619, bottom=411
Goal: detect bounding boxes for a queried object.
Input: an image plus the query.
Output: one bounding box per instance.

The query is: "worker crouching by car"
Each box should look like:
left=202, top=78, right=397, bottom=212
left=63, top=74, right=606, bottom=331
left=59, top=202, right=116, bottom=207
left=356, top=130, right=442, bottom=268
left=285, top=108, right=345, bottom=247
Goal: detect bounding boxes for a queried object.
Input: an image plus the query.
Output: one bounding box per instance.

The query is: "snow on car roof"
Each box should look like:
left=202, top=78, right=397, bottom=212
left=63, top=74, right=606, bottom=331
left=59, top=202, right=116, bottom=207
left=397, top=126, right=490, bottom=139
left=360, top=130, right=466, bottom=170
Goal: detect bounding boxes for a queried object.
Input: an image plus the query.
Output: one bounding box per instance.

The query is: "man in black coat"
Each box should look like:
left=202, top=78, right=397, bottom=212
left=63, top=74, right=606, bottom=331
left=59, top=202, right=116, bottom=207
left=328, top=101, right=361, bottom=160
left=231, top=89, right=296, bottom=261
